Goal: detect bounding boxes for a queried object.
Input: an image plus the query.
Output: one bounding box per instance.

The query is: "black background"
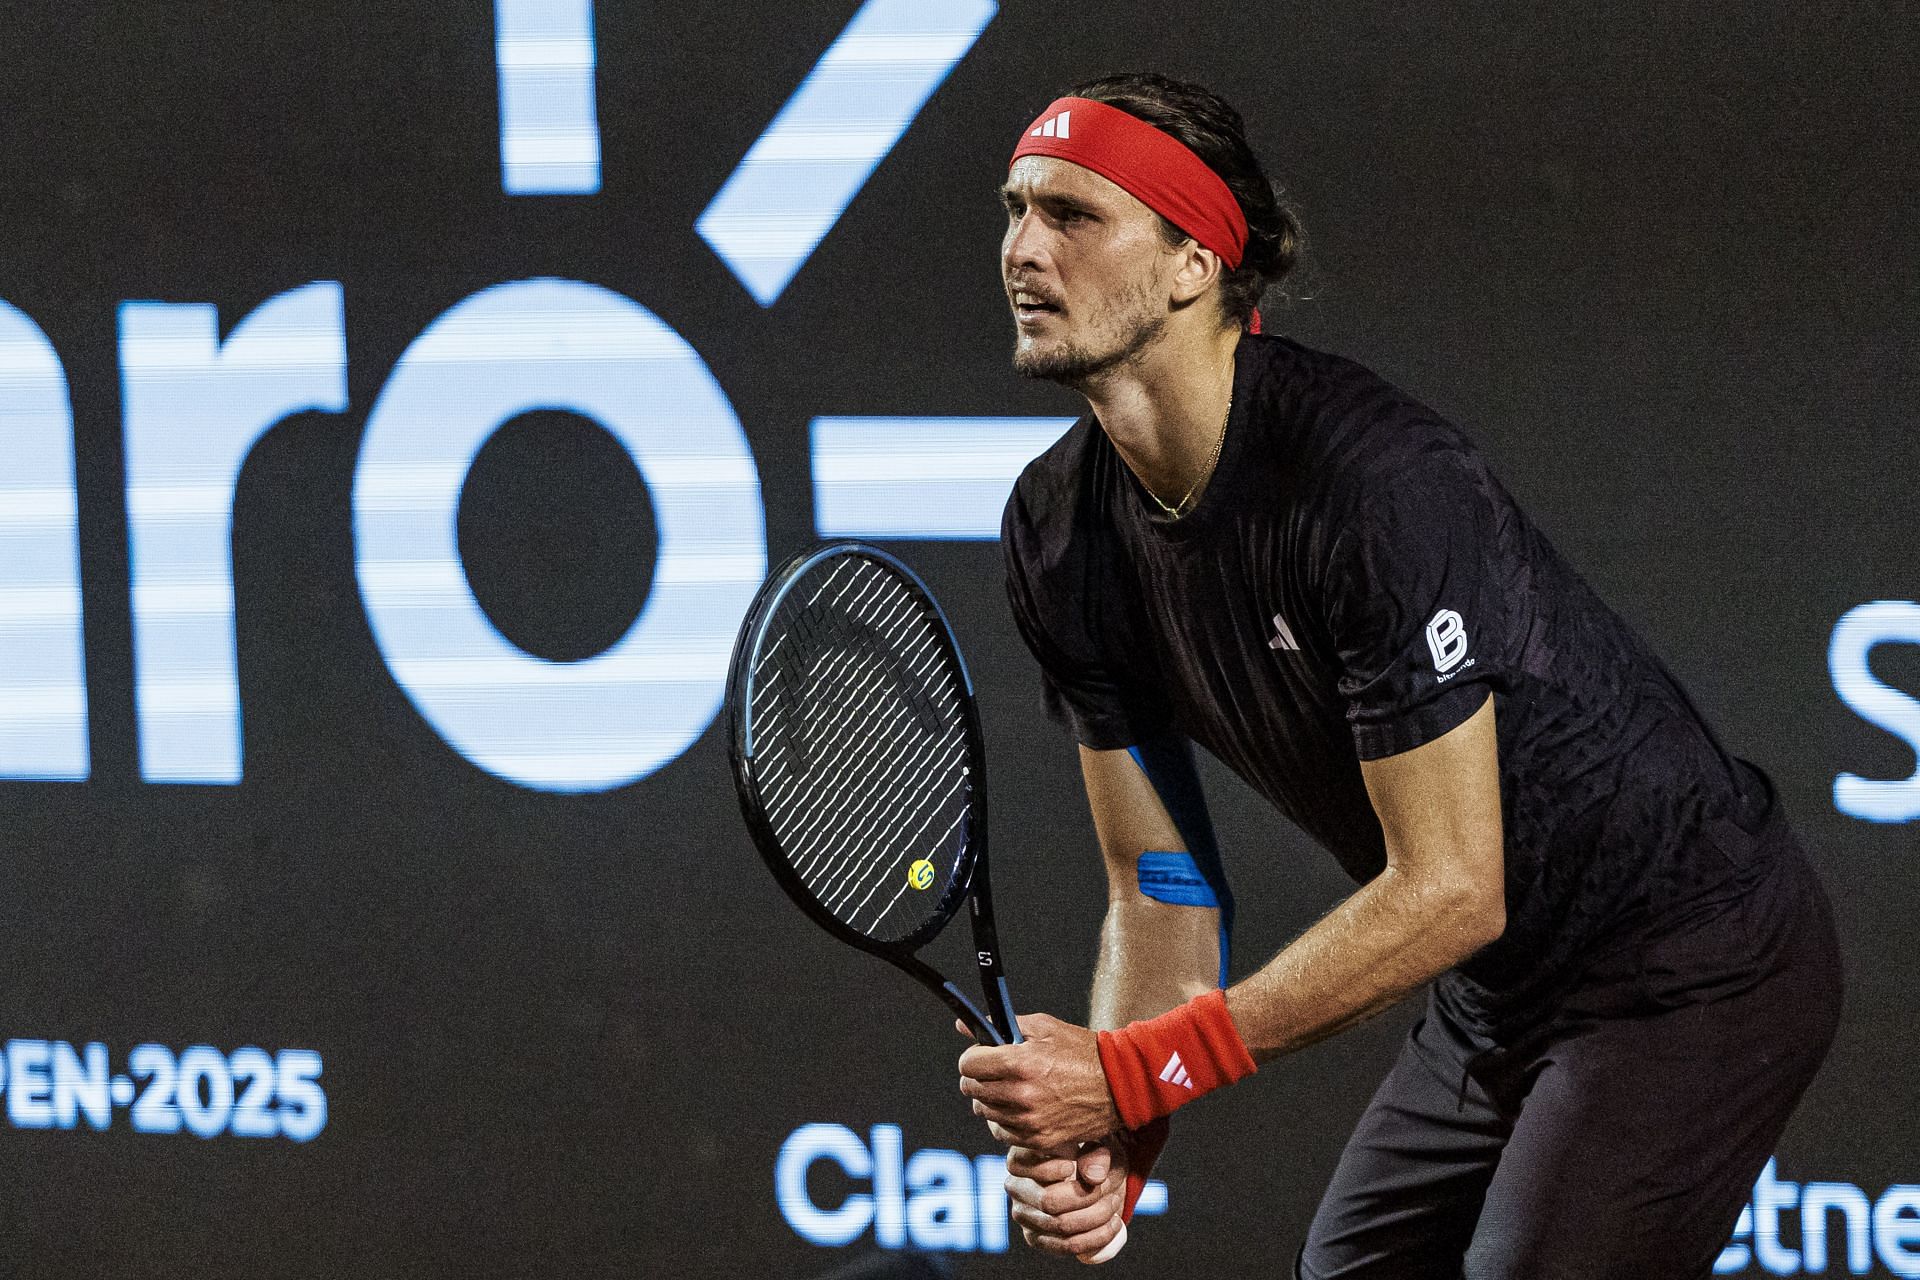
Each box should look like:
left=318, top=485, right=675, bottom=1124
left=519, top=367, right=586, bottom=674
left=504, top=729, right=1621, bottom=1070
left=0, top=2, right=1914, bottom=1275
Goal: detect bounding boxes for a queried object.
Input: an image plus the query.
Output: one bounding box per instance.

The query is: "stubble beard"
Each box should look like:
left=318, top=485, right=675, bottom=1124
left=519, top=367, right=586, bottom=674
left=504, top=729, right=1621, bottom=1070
left=1011, top=283, right=1166, bottom=389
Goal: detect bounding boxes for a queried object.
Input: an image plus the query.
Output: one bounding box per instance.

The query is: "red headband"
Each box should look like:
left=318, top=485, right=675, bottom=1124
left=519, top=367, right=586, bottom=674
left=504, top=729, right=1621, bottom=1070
left=1010, top=96, right=1249, bottom=270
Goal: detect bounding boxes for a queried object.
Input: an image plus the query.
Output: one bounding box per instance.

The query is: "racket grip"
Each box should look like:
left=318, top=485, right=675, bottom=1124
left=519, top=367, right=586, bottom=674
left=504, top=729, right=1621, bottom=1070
left=1081, top=1221, right=1127, bottom=1265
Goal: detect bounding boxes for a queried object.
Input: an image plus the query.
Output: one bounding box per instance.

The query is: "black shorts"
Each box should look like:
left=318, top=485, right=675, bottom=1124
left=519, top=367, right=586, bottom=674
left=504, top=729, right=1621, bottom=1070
left=1298, top=812, right=1844, bottom=1280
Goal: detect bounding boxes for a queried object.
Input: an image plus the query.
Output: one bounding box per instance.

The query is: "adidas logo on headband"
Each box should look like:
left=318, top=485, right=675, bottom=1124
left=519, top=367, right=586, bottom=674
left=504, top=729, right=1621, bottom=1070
left=1029, top=110, right=1071, bottom=139
left=1010, top=96, right=1247, bottom=270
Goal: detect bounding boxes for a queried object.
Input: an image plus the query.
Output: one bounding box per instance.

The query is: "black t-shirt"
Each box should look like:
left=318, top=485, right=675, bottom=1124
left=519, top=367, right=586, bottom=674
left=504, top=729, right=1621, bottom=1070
left=1002, top=332, right=1776, bottom=1036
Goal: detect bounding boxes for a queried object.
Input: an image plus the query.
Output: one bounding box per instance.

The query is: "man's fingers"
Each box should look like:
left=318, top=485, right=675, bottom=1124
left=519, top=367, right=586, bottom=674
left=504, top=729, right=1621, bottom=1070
left=964, top=1076, right=1041, bottom=1142
left=1013, top=1011, right=1061, bottom=1040
left=957, top=1043, right=1020, bottom=1082
left=1005, top=1148, right=1079, bottom=1185
left=1060, top=1214, right=1125, bottom=1262
left=967, top=1095, right=1034, bottom=1143
left=1011, top=1188, right=1121, bottom=1238
left=1009, top=1131, right=1127, bottom=1262
left=1041, top=1176, right=1119, bottom=1218
left=1019, top=1211, right=1124, bottom=1260
left=1077, top=1143, right=1113, bottom=1186
left=1005, top=1172, right=1108, bottom=1215
left=1080, top=1220, right=1128, bottom=1265
left=957, top=1074, right=1021, bottom=1109
left=955, top=1018, right=974, bottom=1041
left=1003, top=1174, right=1050, bottom=1212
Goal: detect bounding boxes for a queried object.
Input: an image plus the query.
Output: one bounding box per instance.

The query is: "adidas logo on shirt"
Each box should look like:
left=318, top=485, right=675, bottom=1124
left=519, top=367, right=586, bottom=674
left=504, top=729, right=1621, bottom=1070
left=1030, top=110, right=1072, bottom=139
left=1269, top=612, right=1299, bottom=651
left=1159, top=1051, right=1193, bottom=1090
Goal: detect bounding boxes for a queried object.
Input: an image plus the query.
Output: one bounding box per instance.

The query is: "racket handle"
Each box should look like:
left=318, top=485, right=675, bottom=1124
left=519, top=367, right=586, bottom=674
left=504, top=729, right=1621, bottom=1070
left=1081, top=1221, right=1127, bottom=1265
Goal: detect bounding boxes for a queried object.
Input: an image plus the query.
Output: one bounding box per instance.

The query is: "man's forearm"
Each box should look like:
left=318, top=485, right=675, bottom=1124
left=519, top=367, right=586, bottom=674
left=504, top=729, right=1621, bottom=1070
left=1223, top=862, right=1501, bottom=1061
left=1089, top=898, right=1220, bottom=1031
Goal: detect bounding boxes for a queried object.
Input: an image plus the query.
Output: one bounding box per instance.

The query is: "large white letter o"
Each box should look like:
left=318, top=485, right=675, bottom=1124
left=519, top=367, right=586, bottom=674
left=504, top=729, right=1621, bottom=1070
left=353, top=278, right=765, bottom=791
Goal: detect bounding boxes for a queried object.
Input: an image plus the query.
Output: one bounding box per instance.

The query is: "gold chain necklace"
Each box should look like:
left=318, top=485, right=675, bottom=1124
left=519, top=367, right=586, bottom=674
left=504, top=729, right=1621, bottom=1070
left=1147, top=390, right=1233, bottom=520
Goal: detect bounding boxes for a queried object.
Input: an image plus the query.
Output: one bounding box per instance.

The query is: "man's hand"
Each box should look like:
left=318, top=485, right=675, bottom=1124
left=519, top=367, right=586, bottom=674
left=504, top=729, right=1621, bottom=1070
left=958, top=1012, right=1120, bottom=1150
left=1005, top=1141, right=1126, bottom=1262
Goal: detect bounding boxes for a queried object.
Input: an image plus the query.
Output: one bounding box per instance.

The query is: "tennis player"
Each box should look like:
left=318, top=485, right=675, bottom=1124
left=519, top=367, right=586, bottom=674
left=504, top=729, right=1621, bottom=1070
left=957, top=73, right=1843, bottom=1276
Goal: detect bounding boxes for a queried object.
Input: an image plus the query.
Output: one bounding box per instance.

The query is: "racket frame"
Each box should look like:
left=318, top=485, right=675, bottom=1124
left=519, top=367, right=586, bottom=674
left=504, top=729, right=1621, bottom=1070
left=728, top=542, right=1022, bottom=1046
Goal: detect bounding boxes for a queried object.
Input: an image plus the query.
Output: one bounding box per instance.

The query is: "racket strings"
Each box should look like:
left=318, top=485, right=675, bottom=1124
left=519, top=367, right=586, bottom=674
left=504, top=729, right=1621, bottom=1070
left=756, top=564, right=948, bottom=788
left=814, top=738, right=968, bottom=919
left=749, top=557, right=974, bottom=943
left=765, top=601, right=967, bottom=921
left=782, top=633, right=962, bottom=879
left=843, top=804, right=970, bottom=929
left=768, top=592, right=933, bottom=803
left=790, top=721, right=958, bottom=883
left=757, top=580, right=932, bottom=827
left=763, top=697, right=966, bottom=938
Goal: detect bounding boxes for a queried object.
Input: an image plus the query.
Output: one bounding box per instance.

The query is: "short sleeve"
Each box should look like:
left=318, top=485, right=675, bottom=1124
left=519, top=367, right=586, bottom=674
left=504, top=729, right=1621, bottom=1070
left=1001, top=479, right=1165, bottom=751
left=1325, top=445, right=1512, bottom=761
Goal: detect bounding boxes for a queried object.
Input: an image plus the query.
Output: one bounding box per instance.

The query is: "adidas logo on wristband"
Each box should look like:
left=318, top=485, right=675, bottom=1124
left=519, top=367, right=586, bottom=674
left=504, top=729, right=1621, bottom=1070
left=1098, top=991, right=1256, bottom=1129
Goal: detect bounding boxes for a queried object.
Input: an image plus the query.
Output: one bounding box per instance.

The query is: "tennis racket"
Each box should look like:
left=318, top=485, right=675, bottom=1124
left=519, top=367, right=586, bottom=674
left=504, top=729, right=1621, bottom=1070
left=725, top=541, right=1022, bottom=1046
left=727, top=541, right=1131, bottom=1264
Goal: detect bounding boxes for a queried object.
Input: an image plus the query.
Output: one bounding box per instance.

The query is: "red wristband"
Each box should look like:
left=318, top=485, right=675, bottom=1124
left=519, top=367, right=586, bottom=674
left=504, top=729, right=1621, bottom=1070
left=1119, top=1117, right=1171, bottom=1223
left=1095, top=989, right=1256, bottom=1130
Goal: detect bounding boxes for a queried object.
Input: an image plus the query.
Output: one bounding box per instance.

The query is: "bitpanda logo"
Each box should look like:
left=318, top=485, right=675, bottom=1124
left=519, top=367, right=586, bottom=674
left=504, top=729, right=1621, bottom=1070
left=1426, top=608, right=1473, bottom=680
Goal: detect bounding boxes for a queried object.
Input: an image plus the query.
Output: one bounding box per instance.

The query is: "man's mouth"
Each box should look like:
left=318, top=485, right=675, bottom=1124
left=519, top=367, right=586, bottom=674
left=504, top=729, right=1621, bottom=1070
left=1011, top=289, right=1062, bottom=322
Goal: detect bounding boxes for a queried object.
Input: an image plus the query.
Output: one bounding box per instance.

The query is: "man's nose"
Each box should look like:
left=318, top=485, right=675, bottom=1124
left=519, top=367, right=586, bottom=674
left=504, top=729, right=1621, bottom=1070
left=1003, top=212, right=1050, bottom=275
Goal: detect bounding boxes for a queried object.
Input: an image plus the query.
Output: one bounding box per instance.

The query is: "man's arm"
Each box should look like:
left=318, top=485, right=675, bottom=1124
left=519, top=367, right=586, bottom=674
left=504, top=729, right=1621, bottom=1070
left=989, top=741, right=1223, bottom=1263
left=960, top=694, right=1505, bottom=1150
left=1079, top=742, right=1221, bottom=1029
left=1223, top=692, right=1504, bottom=1059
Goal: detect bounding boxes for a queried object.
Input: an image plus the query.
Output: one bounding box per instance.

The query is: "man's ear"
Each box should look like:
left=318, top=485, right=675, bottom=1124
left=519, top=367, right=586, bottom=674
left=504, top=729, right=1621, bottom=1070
left=1168, top=241, right=1224, bottom=307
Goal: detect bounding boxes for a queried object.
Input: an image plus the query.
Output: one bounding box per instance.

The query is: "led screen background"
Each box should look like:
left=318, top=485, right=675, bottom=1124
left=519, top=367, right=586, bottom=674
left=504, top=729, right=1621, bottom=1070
left=0, top=1, right=1914, bottom=1275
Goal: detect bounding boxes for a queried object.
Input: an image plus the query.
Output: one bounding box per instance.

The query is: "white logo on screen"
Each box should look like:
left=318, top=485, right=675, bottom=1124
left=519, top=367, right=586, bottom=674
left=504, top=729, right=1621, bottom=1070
left=775, top=1122, right=1168, bottom=1255
left=1426, top=608, right=1469, bottom=675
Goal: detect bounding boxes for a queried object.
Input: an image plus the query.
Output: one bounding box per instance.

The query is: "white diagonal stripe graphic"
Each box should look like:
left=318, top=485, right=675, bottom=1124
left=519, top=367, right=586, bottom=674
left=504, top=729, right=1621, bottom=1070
left=697, top=0, right=998, bottom=305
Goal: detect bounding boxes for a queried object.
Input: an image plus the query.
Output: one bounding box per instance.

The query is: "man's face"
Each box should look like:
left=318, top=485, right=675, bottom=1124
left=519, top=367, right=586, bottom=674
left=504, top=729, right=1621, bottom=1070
left=1000, top=156, right=1176, bottom=385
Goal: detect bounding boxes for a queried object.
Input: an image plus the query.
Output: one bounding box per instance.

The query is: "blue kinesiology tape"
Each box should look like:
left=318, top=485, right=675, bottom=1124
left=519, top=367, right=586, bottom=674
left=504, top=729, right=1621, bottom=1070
left=1137, top=850, right=1220, bottom=908
left=1128, top=738, right=1234, bottom=988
